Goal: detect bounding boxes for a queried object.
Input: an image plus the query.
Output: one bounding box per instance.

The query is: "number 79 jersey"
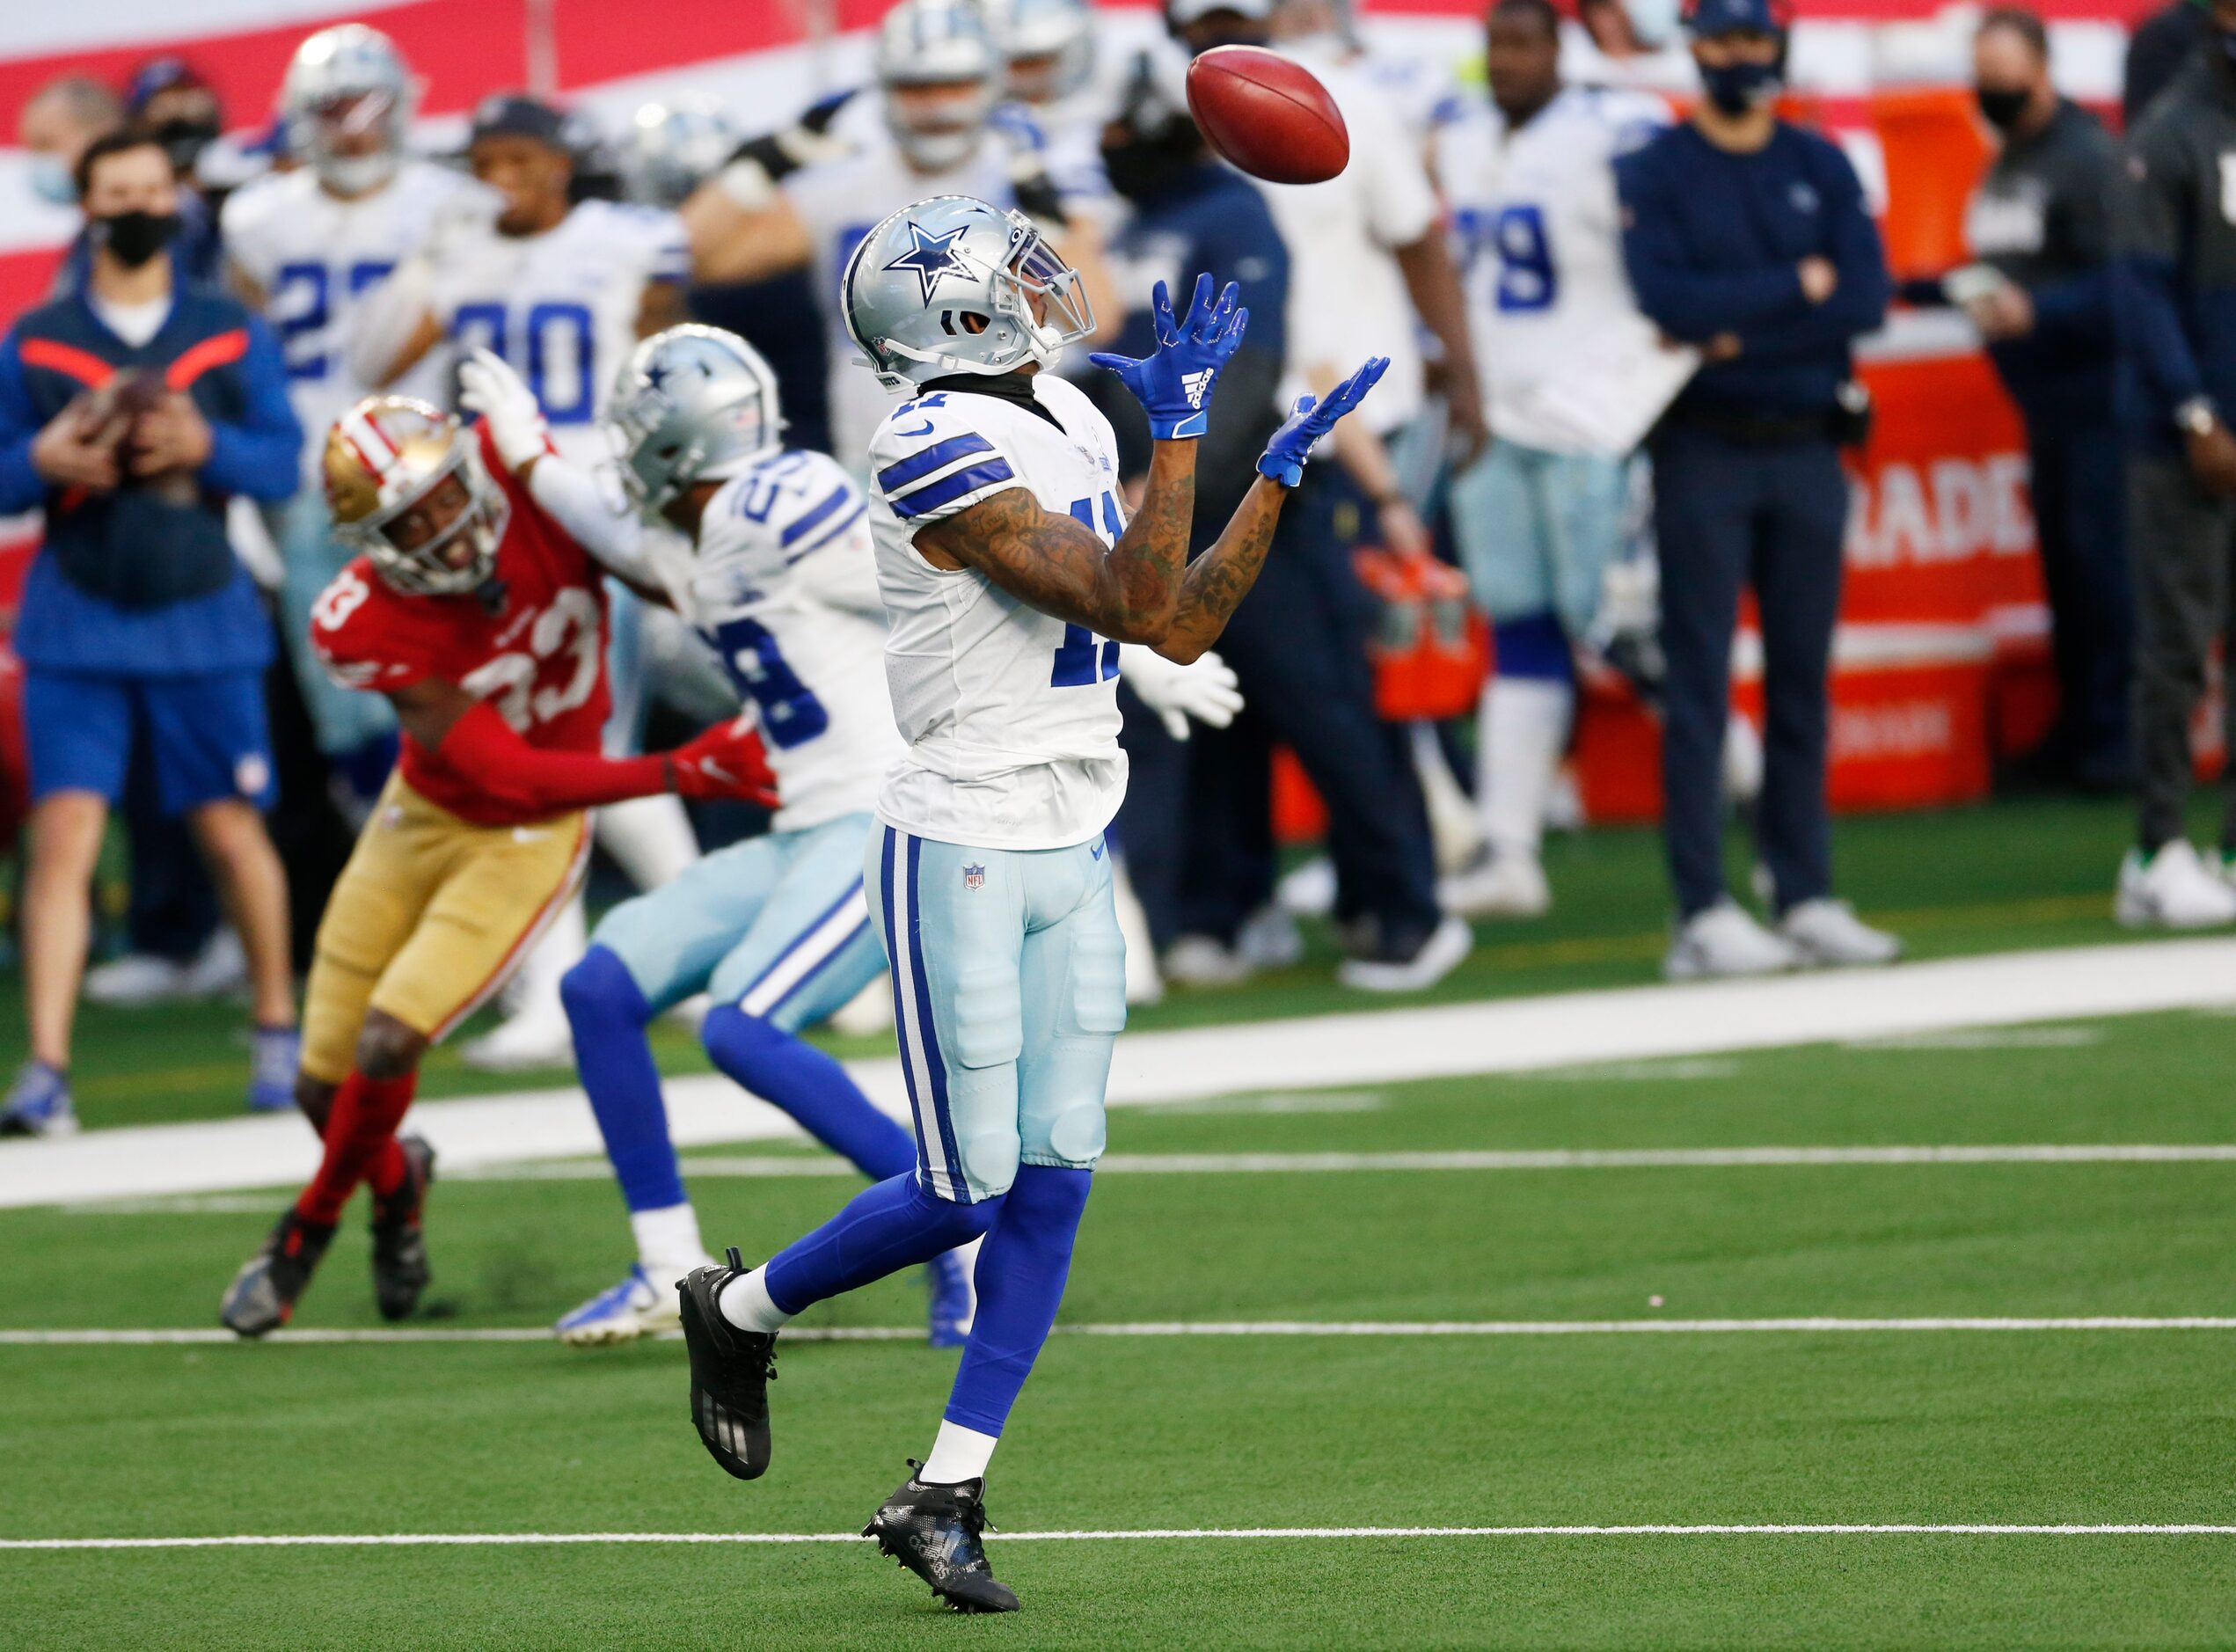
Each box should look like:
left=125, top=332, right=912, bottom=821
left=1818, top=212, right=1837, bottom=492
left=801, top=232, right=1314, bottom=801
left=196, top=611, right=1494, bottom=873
left=865, top=376, right=1128, bottom=852
left=667, top=448, right=906, bottom=836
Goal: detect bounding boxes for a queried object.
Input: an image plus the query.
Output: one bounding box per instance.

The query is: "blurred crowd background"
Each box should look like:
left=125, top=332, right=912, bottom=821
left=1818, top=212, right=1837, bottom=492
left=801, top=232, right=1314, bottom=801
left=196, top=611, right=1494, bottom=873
left=0, top=0, right=2225, bottom=1116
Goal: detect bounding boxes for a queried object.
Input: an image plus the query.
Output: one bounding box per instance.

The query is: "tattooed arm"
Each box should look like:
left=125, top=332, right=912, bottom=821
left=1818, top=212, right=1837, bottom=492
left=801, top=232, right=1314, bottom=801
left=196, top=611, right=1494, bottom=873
left=1156, top=472, right=1288, bottom=664
left=912, top=437, right=1198, bottom=645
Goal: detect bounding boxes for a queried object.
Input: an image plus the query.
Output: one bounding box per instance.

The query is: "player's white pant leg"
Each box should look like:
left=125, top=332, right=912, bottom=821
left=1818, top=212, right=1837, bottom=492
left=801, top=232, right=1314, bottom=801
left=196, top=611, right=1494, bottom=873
left=707, top=813, right=885, bottom=1034
left=1537, top=450, right=1632, bottom=640
left=590, top=834, right=787, bottom=1014
left=1450, top=441, right=1556, bottom=624
left=868, top=825, right=1125, bottom=1206
left=271, top=491, right=395, bottom=755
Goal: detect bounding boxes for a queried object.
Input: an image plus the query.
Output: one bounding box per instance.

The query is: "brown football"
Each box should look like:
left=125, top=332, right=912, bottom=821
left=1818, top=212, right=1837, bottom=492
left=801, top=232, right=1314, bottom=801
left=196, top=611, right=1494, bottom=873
left=1186, top=46, right=1349, bottom=186
left=77, top=370, right=193, bottom=498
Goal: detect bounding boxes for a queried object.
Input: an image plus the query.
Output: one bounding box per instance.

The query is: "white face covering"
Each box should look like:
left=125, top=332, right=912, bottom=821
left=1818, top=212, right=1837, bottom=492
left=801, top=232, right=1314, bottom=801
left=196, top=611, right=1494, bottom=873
left=29, top=152, right=76, bottom=206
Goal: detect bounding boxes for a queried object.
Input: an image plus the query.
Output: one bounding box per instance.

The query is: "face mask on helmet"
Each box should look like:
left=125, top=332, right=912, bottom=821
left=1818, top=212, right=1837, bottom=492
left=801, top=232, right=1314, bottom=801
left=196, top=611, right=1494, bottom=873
left=332, top=421, right=508, bottom=596
left=302, top=90, right=404, bottom=194
left=884, top=80, right=997, bottom=172
left=607, top=330, right=784, bottom=515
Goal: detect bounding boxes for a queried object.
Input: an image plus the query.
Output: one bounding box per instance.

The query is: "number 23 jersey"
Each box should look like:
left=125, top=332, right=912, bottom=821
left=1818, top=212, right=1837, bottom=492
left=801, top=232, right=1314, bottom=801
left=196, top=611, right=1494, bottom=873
left=310, top=423, right=611, bottom=826
left=668, top=448, right=905, bottom=837
left=865, top=376, right=1127, bottom=852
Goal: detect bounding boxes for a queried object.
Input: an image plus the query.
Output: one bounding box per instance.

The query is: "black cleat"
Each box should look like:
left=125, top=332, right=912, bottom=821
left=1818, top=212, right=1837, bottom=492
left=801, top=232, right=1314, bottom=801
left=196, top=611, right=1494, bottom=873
left=864, top=1465, right=1021, bottom=1613
left=220, top=1209, right=335, bottom=1338
left=369, top=1135, right=435, bottom=1321
left=676, top=1246, right=778, bottom=1480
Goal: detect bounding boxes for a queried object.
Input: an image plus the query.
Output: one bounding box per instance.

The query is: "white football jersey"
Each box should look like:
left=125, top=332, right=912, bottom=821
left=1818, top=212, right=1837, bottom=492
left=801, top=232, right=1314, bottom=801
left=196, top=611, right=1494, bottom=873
left=667, top=448, right=905, bottom=835
left=864, top=375, right=1127, bottom=851
left=424, top=198, right=689, bottom=467
left=1436, top=84, right=1677, bottom=456
left=221, top=161, right=481, bottom=482
left=783, top=109, right=1101, bottom=471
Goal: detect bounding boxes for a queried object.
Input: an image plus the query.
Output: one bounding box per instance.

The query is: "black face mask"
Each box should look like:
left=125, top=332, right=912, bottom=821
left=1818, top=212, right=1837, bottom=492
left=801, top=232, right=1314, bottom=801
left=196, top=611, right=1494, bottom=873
left=92, top=209, right=180, bottom=269
left=1975, top=85, right=2032, bottom=131
left=1699, top=58, right=1781, bottom=117
left=152, top=117, right=220, bottom=176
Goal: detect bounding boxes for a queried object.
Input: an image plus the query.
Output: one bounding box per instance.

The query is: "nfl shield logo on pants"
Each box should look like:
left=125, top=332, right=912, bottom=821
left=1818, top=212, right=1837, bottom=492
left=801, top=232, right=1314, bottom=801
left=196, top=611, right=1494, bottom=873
left=963, top=864, right=986, bottom=892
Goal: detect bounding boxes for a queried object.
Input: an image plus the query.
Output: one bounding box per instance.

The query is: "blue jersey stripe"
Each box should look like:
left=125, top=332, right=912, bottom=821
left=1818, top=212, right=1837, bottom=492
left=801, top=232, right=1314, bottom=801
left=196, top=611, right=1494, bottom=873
left=905, top=832, right=970, bottom=1204
left=888, top=458, right=1016, bottom=521
left=881, top=828, right=934, bottom=1189
left=786, top=501, right=866, bottom=563
left=876, top=433, right=993, bottom=494
left=780, top=483, right=858, bottom=547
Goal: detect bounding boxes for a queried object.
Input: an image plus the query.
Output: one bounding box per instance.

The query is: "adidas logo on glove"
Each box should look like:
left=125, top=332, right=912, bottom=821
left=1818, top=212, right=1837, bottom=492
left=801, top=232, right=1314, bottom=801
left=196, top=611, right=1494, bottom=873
left=1181, top=369, right=1215, bottom=409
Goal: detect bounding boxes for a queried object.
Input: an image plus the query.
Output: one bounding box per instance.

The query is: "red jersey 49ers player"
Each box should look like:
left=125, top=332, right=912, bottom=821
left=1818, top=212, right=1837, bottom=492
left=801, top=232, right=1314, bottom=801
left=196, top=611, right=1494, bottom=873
left=221, top=394, right=774, bottom=1339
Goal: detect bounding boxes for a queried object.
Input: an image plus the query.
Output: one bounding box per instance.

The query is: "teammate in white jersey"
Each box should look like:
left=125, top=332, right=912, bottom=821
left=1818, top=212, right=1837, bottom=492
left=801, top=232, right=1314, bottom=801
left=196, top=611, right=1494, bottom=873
left=669, top=194, right=1385, bottom=1614
left=223, top=24, right=481, bottom=798
left=353, top=91, right=703, bottom=1069
left=682, top=0, right=1114, bottom=468
left=1436, top=0, right=1681, bottom=919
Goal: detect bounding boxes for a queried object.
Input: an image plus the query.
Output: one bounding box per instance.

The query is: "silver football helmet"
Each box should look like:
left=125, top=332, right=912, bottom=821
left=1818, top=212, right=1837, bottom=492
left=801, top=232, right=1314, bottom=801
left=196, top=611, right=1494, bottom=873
left=987, top=0, right=1097, bottom=104
left=840, top=194, right=1094, bottom=393
left=615, top=95, right=738, bottom=208
left=605, top=325, right=784, bottom=515
left=280, top=24, right=416, bottom=196
left=876, top=0, right=1003, bottom=172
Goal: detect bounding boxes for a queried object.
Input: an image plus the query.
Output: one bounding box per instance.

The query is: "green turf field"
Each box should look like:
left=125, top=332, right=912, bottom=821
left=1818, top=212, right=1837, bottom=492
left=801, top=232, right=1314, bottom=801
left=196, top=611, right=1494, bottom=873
left=6, top=1002, right=2235, bottom=1648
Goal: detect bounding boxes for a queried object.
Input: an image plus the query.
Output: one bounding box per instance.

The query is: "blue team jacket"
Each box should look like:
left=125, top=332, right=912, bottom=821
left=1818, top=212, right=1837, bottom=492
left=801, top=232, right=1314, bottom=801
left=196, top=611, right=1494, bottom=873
left=1615, top=121, right=1890, bottom=420
left=0, top=257, right=299, bottom=676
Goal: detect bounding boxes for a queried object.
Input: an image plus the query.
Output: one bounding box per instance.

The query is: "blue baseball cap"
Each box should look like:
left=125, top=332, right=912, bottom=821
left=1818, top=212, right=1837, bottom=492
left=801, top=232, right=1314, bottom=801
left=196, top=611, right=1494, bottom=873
left=1686, top=0, right=1783, bottom=37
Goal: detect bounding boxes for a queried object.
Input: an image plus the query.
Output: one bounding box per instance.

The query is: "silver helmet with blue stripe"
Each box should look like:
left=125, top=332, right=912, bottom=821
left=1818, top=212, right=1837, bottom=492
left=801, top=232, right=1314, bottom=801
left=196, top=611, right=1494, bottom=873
left=604, top=325, right=783, bottom=515
left=986, top=0, right=1097, bottom=104
left=840, top=194, right=1094, bottom=393
left=614, top=95, right=737, bottom=208
left=280, top=24, right=416, bottom=196
left=875, top=0, right=1003, bottom=172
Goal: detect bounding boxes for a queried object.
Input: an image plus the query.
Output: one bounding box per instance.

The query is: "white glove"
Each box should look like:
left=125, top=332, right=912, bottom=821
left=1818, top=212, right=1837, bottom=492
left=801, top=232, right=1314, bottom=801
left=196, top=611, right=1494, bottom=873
left=1118, top=646, right=1244, bottom=742
left=457, top=347, right=548, bottom=474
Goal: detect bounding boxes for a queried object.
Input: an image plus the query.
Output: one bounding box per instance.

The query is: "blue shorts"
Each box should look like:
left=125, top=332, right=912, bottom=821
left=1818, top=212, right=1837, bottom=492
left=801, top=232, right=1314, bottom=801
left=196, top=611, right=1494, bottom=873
left=24, top=666, right=275, bottom=816
left=1449, top=441, right=1631, bottom=636
left=591, top=810, right=885, bottom=1031
left=868, top=822, right=1126, bottom=1205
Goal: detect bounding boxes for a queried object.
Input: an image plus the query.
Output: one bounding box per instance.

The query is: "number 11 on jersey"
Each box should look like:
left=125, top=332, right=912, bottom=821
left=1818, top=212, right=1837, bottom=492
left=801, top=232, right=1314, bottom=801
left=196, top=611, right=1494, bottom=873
left=1053, top=492, right=1123, bottom=688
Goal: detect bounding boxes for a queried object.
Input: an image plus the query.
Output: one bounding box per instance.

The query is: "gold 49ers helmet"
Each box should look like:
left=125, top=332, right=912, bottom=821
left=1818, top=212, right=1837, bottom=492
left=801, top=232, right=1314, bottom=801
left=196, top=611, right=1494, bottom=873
left=325, top=396, right=510, bottom=596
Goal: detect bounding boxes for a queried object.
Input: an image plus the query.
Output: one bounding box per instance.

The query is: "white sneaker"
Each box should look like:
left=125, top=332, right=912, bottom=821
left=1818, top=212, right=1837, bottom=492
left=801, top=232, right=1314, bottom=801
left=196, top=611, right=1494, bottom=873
left=1779, top=898, right=1901, bottom=968
left=554, top=1264, right=690, bottom=1346
left=1664, top=900, right=1802, bottom=981
left=459, top=1002, right=575, bottom=1071
left=83, top=953, right=187, bottom=1007
left=1236, top=904, right=1304, bottom=971
left=1275, top=856, right=1337, bottom=918
left=1163, top=934, right=1253, bottom=988
left=179, top=929, right=247, bottom=999
left=1439, top=852, right=1552, bottom=919
left=1336, top=914, right=1472, bottom=993
left=2115, top=842, right=2236, bottom=929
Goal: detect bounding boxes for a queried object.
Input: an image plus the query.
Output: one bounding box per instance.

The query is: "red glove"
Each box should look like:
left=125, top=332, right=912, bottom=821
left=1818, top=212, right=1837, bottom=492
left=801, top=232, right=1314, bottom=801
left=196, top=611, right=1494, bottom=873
left=666, top=716, right=779, bottom=806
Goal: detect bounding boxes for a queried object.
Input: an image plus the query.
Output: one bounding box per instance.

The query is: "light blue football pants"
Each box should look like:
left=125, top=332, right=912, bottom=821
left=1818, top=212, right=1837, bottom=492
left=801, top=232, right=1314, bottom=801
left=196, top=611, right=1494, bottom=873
left=867, top=822, right=1126, bottom=1205
left=1448, top=439, right=1631, bottom=637
left=593, top=811, right=885, bottom=1028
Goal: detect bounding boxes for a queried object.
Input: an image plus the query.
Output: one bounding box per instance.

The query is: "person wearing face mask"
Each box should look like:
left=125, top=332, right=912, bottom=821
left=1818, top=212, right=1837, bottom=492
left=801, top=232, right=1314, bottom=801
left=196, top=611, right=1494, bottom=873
left=1612, top=0, right=1897, bottom=980
left=2106, top=0, right=2236, bottom=926
left=0, top=127, right=303, bottom=1137
left=1953, top=8, right=2129, bottom=796
left=18, top=76, right=123, bottom=220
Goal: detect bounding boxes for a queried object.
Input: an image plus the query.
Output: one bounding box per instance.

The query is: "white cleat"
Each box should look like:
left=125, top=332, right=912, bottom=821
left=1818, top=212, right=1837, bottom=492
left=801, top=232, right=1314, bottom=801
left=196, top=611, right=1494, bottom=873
left=1779, top=898, right=1902, bottom=968
left=1275, top=855, right=1337, bottom=918
left=179, top=929, right=249, bottom=999
left=1235, top=903, right=1304, bottom=971
left=82, top=953, right=187, bottom=1008
left=1438, top=852, right=1552, bottom=919
left=1664, top=900, right=1802, bottom=981
left=1336, top=914, right=1472, bottom=993
left=555, top=1264, right=692, bottom=1346
left=458, top=1004, right=575, bottom=1072
left=1163, top=934, right=1253, bottom=988
left=2115, top=843, right=2236, bottom=929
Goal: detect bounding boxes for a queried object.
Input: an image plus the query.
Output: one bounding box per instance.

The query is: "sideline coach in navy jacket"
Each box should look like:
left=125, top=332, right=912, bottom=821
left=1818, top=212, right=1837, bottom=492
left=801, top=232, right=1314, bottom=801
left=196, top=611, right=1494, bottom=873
left=0, top=127, right=300, bottom=1138
left=1614, top=0, right=1898, bottom=980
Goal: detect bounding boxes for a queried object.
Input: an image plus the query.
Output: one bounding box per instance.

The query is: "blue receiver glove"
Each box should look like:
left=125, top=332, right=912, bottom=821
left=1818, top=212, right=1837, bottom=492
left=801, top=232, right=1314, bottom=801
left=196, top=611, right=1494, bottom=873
left=1255, top=356, right=1391, bottom=488
left=1088, top=272, right=1249, bottom=441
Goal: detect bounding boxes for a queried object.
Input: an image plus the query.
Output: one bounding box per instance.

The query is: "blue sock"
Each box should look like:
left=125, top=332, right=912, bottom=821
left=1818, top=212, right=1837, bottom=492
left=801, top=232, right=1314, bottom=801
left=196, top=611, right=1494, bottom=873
left=764, top=1173, right=1000, bottom=1315
left=560, top=946, right=685, bottom=1213
left=701, top=1004, right=916, bottom=1181
left=944, top=1166, right=1092, bottom=1436
left=1492, top=611, right=1575, bottom=684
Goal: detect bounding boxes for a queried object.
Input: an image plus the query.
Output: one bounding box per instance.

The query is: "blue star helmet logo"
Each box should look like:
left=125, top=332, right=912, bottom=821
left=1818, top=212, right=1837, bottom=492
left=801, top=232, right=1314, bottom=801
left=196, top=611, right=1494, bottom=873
left=643, top=362, right=673, bottom=391
left=883, top=220, right=975, bottom=308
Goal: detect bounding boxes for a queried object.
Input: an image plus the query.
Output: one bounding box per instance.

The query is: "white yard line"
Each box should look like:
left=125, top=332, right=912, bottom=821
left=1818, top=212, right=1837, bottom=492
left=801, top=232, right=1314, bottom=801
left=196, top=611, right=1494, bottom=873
left=5, top=1524, right=2234, bottom=1552
left=7, top=938, right=2234, bottom=1210
left=7, top=1317, right=2236, bottom=1346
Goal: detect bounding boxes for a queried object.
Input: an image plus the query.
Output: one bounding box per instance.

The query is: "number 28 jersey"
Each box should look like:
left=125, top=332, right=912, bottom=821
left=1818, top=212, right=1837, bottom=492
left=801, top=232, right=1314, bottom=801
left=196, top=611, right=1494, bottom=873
left=667, top=448, right=905, bottom=836
left=865, top=376, right=1127, bottom=852
left=310, top=423, right=611, bottom=826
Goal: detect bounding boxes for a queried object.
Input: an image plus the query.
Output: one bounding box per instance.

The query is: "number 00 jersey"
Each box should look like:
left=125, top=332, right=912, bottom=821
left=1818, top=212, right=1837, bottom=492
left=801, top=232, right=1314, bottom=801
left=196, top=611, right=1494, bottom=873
left=310, top=423, right=612, bottom=826
left=665, top=447, right=905, bottom=836
left=864, top=376, right=1127, bottom=852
